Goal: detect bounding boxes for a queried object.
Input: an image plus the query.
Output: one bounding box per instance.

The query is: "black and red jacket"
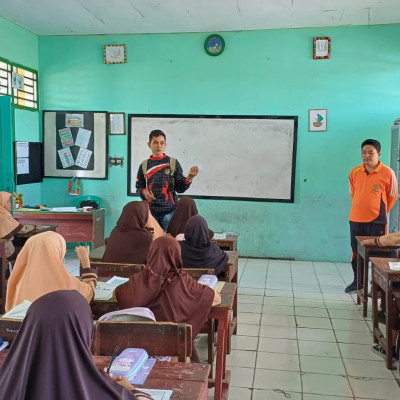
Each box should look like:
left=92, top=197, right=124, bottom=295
left=136, top=154, right=191, bottom=217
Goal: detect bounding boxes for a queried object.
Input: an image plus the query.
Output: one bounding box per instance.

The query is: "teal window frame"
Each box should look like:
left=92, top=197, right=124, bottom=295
left=0, top=56, right=39, bottom=111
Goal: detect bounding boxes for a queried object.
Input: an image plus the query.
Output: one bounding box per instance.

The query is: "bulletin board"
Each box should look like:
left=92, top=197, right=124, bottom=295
left=14, top=141, right=43, bottom=185
left=43, top=111, right=108, bottom=179
left=128, top=114, right=298, bottom=202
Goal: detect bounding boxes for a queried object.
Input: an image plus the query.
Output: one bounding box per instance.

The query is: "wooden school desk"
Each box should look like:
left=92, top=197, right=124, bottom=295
left=91, top=282, right=237, bottom=400
left=212, top=234, right=238, bottom=251
left=355, top=236, right=398, bottom=318
left=89, top=235, right=238, bottom=261
left=370, top=257, right=400, bottom=370
left=14, top=208, right=105, bottom=249
left=0, top=351, right=210, bottom=400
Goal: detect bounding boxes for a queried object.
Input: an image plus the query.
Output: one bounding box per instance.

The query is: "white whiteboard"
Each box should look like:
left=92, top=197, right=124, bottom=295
left=128, top=115, right=297, bottom=202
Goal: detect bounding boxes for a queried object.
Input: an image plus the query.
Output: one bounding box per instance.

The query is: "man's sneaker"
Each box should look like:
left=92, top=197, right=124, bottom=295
left=372, top=344, right=397, bottom=359
left=344, top=281, right=357, bottom=294
left=372, top=344, right=386, bottom=359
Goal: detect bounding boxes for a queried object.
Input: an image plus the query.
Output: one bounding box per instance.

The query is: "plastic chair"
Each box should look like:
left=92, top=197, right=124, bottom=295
left=75, top=195, right=102, bottom=210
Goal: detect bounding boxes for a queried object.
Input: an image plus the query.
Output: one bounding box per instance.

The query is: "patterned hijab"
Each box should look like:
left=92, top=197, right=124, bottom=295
left=180, top=215, right=228, bottom=276
left=0, top=191, right=20, bottom=239
left=5, top=231, right=94, bottom=312
left=0, top=290, right=139, bottom=400
left=115, top=235, right=214, bottom=337
left=102, top=201, right=153, bottom=264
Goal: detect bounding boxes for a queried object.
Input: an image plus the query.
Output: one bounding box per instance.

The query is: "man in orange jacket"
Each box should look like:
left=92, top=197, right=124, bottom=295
left=346, top=139, right=398, bottom=293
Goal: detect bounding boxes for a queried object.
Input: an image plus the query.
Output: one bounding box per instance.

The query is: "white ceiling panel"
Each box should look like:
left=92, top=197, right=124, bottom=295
left=0, top=0, right=399, bottom=35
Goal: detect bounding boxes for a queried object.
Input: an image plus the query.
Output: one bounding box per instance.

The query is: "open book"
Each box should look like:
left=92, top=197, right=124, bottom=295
left=94, top=276, right=129, bottom=300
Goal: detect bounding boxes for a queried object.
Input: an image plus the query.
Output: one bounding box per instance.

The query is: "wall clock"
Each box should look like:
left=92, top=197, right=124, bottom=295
left=204, top=34, right=225, bottom=56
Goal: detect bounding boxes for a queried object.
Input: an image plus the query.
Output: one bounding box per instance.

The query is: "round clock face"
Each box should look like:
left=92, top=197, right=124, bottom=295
left=204, top=34, right=225, bottom=56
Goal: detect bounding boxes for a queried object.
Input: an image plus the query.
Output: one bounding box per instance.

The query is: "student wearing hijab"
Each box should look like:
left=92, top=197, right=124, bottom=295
left=0, top=290, right=152, bottom=400
left=180, top=215, right=228, bottom=276
left=115, top=235, right=221, bottom=362
left=0, top=191, right=35, bottom=261
left=102, top=201, right=163, bottom=264
left=5, top=231, right=97, bottom=312
left=166, top=196, right=202, bottom=238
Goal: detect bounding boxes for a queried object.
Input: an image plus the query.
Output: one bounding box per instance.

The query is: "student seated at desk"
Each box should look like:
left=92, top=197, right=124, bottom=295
left=0, top=191, right=35, bottom=263
left=0, top=290, right=153, bottom=400
left=102, top=201, right=163, bottom=264
left=180, top=215, right=228, bottom=276
left=166, top=197, right=202, bottom=238
left=5, top=231, right=97, bottom=312
left=361, top=232, right=400, bottom=359
left=115, top=235, right=221, bottom=362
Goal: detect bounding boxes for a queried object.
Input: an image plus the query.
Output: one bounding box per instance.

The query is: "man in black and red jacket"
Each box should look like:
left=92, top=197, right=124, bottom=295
left=136, top=129, right=198, bottom=231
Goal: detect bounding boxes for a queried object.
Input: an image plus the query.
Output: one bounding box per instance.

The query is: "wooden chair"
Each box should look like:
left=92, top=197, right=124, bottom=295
left=0, top=240, right=8, bottom=314
left=92, top=320, right=192, bottom=362
left=81, top=261, right=144, bottom=277
left=0, top=317, right=22, bottom=343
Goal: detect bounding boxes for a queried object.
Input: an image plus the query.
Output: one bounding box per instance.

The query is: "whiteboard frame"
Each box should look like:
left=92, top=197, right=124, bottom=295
left=128, top=114, right=298, bottom=202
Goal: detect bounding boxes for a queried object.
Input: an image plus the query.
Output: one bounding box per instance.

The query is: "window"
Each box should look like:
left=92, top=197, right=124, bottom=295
left=0, top=58, right=38, bottom=110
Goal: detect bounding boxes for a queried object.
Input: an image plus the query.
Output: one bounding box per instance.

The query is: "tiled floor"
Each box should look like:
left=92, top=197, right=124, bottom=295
left=196, top=258, right=400, bottom=400
left=65, top=252, right=400, bottom=399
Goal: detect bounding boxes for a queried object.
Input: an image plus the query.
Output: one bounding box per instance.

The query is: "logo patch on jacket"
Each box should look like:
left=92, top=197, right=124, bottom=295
left=373, top=185, right=380, bottom=191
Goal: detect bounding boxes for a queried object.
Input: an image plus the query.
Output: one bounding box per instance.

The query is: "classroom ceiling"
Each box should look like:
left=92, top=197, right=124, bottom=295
left=0, top=0, right=399, bottom=35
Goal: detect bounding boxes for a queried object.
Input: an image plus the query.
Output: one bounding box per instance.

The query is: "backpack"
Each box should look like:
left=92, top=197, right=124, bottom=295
left=141, top=157, right=176, bottom=189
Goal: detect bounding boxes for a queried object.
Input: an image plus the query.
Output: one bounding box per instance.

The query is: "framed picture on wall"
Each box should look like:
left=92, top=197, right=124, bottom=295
left=109, top=113, right=125, bottom=135
left=309, top=109, right=327, bottom=132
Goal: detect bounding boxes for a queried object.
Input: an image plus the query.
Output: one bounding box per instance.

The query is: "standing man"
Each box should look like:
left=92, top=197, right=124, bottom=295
left=346, top=139, right=398, bottom=293
left=136, top=130, right=198, bottom=231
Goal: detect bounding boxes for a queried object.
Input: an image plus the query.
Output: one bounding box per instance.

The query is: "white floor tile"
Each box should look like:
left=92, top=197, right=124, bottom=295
left=349, top=376, right=400, bottom=399
left=226, top=350, right=256, bottom=368
left=259, top=325, right=297, bottom=340
left=256, top=351, right=300, bottom=371
left=229, top=366, right=254, bottom=388
left=236, top=323, right=259, bottom=337
left=253, top=369, right=302, bottom=392
left=301, top=373, right=353, bottom=397
left=297, top=327, right=336, bottom=342
left=343, top=358, right=396, bottom=379
left=262, top=305, right=295, bottom=316
left=298, top=340, right=341, bottom=357
left=258, top=337, right=298, bottom=354
left=300, top=355, right=346, bottom=375
left=230, top=335, right=258, bottom=351
left=263, top=296, right=294, bottom=306
left=252, top=389, right=302, bottom=400
left=237, top=294, right=264, bottom=304
left=260, top=314, right=296, bottom=327
left=296, top=316, right=332, bottom=329
left=293, top=298, right=325, bottom=308
left=295, top=307, right=329, bottom=318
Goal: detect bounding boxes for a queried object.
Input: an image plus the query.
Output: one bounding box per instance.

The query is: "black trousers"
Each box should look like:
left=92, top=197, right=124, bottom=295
left=349, top=221, right=386, bottom=280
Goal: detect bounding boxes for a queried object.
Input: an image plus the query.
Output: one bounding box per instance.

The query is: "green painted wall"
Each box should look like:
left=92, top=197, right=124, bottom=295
left=0, top=16, right=41, bottom=206
left=37, top=24, right=400, bottom=261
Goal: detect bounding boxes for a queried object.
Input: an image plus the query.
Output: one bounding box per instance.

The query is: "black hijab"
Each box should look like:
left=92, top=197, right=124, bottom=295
left=0, top=290, right=138, bottom=400
left=180, top=215, right=228, bottom=276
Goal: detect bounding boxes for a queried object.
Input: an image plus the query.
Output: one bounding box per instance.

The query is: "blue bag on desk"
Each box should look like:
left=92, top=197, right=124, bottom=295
left=109, top=348, right=148, bottom=380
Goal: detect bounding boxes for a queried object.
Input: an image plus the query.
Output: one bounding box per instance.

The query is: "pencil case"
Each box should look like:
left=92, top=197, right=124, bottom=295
left=198, top=274, right=218, bottom=289
left=109, top=348, right=149, bottom=380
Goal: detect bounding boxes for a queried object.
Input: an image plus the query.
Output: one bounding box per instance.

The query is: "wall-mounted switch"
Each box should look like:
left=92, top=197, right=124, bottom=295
left=109, top=156, right=124, bottom=166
